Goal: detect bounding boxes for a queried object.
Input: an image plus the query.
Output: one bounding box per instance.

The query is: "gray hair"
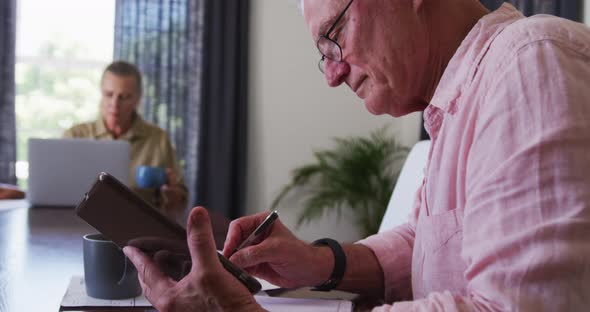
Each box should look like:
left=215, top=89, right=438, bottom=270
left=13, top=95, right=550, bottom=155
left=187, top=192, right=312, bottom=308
left=103, top=60, right=143, bottom=96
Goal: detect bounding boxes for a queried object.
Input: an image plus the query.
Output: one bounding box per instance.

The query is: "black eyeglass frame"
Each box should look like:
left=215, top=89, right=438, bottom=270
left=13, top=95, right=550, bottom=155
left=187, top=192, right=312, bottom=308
left=316, top=0, right=354, bottom=73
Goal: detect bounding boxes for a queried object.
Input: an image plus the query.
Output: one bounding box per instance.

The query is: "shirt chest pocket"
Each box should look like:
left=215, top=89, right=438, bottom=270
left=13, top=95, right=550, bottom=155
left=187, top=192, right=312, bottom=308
left=420, top=208, right=464, bottom=252
left=414, top=208, right=467, bottom=297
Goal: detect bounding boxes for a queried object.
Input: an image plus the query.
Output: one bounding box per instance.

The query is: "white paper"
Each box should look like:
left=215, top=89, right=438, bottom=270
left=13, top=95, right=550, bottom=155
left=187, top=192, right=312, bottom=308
left=258, top=277, right=281, bottom=291
left=60, top=276, right=150, bottom=308
left=61, top=276, right=352, bottom=312
left=255, top=296, right=352, bottom=312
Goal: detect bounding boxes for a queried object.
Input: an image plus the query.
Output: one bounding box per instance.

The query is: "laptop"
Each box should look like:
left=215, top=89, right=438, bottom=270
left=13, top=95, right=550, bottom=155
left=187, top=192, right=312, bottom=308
left=27, top=138, right=130, bottom=207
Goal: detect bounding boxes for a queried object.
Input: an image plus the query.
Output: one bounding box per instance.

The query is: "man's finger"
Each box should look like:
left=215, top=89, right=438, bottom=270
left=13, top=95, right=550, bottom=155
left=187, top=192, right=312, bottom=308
left=123, top=246, right=175, bottom=299
left=165, top=168, right=177, bottom=186
left=229, top=244, right=275, bottom=269
left=160, top=186, right=170, bottom=206
left=161, top=185, right=182, bottom=199
left=161, top=184, right=183, bottom=204
left=222, top=211, right=270, bottom=257
left=186, top=207, right=221, bottom=272
left=222, top=220, right=246, bottom=257
left=154, top=250, right=190, bottom=281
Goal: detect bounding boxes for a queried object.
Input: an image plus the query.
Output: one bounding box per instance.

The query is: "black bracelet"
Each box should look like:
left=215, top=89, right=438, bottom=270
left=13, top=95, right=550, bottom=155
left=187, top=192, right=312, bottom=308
left=311, top=238, right=346, bottom=291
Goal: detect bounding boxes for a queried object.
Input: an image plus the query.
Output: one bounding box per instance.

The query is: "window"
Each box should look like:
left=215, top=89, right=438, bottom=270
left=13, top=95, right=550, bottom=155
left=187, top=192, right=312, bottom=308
left=15, top=0, right=115, bottom=188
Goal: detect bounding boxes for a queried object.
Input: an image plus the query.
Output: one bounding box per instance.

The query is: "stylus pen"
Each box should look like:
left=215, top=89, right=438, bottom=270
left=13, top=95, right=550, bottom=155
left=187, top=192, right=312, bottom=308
left=233, top=210, right=279, bottom=254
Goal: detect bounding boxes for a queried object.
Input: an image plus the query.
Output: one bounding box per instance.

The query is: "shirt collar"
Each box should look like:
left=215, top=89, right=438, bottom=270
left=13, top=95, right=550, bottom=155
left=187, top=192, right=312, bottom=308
left=94, top=112, right=148, bottom=141
left=429, top=3, right=523, bottom=114
left=92, top=116, right=107, bottom=137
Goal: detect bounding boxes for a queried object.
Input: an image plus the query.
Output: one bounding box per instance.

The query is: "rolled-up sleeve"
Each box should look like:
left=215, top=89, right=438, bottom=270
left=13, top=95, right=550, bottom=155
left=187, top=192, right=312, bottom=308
left=359, top=223, right=416, bottom=302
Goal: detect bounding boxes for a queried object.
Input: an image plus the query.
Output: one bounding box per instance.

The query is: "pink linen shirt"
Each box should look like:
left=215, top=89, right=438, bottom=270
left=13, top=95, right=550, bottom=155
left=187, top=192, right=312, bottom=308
left=359, top=4, right=590, bottom=311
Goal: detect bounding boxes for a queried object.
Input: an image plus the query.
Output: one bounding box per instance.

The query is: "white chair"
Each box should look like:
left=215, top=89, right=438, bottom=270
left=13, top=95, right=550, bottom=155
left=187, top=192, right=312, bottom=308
left=378, top=140, right=431, bottom=233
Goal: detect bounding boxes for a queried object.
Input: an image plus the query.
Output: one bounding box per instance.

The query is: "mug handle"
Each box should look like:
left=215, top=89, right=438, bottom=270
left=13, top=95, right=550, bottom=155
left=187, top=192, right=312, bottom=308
left=117, top=255, right=137, bottom=285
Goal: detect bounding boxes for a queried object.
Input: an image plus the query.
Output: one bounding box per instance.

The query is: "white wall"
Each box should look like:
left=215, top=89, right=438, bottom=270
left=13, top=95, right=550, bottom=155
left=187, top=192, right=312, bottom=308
left=246, top=1, right=421, bottom=242
left=585, top=0, right=590, bottom=25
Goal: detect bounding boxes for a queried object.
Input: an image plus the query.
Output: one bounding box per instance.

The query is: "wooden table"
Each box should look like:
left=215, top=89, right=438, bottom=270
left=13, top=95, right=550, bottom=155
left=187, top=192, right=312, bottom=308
left=0, top=200, right=151, bottom=312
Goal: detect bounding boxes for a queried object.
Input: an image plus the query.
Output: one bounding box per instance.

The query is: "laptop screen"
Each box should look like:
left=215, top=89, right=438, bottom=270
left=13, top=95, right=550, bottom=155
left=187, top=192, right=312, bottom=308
left=27, top=138, right=130, bottom=207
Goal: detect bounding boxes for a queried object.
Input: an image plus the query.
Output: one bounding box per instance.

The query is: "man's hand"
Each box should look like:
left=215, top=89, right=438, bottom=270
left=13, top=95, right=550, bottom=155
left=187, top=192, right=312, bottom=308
left=160, top=169, right=186, bottom=214
left=0, top=184, right=25, bottom=200
left=222, top=211, right=334, bottom=289
left=124, top=207, right=263, bottom=312
left=127, top=236, right=191, bottom=281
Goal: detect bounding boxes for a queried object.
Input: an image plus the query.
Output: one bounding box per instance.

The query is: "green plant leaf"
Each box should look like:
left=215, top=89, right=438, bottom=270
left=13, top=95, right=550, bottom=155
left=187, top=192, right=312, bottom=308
left=271, top=127, right=409, bottom=237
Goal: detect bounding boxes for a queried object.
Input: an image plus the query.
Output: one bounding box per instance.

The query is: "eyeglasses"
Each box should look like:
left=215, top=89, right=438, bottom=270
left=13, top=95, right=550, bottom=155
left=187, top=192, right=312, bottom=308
left=316, top=0, right=354, bottom=73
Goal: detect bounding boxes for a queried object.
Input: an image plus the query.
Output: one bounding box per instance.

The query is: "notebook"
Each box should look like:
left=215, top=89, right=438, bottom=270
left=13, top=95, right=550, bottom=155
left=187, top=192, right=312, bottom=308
left=27, top=138, right=130, bottom=207
left=60, top=276, right=353, bottom=312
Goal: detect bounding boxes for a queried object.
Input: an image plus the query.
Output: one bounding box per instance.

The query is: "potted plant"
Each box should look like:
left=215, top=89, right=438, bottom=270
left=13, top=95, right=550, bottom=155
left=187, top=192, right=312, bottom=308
left=270, top=128, right=409, bottom=237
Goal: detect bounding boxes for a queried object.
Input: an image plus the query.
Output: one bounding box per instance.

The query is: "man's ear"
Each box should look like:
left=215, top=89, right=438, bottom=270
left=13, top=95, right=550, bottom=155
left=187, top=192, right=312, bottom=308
left=132, top=97, right=141, bottom=111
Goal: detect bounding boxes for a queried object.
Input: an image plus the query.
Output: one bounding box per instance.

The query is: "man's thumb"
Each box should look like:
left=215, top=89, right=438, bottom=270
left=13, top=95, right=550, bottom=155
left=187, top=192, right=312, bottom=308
left=187, top=207, right=219, bottom=271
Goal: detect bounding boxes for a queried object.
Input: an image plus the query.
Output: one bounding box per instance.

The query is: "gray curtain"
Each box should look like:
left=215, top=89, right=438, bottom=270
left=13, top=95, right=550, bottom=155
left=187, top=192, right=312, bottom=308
left=114, top=0, right=250, bottom=219
left=480, top=0, right=581, bottom=21
left=0, top=0, right=17, bottom=185
left=196, top=0, right=250, bottom=219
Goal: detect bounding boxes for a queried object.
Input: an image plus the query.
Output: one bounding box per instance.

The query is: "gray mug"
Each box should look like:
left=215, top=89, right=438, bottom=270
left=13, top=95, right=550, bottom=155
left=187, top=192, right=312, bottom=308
left=83, top=233, right=142, bottom=299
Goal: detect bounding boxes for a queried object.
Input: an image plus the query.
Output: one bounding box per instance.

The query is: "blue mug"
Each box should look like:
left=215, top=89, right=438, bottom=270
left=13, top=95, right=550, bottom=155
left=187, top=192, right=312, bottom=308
left=135, top=166, right=167, bottom=189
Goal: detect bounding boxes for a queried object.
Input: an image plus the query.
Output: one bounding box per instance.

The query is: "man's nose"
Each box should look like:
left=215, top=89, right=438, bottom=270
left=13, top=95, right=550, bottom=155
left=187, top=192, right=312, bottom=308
left=108, top=97, right=121, bottom=111
left=324, top=59, right=350, bottom=87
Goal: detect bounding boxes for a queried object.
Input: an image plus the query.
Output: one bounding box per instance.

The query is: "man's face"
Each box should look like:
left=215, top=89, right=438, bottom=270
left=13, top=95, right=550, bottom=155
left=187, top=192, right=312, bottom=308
left=100, top=71, right=140, bottom=132
left=304, top=0, right=430, bottom=117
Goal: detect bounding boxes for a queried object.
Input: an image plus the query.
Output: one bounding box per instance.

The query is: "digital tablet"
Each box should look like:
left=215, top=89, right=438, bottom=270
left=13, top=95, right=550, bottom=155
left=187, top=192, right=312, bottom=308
left=75, top=172, right=262, bottom=294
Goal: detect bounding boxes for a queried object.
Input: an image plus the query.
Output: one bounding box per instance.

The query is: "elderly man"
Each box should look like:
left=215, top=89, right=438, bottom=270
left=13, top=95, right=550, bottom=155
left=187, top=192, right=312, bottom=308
left=124, top=1, right=590, bottom=311
left=64, top=61, right=187, bottom=215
